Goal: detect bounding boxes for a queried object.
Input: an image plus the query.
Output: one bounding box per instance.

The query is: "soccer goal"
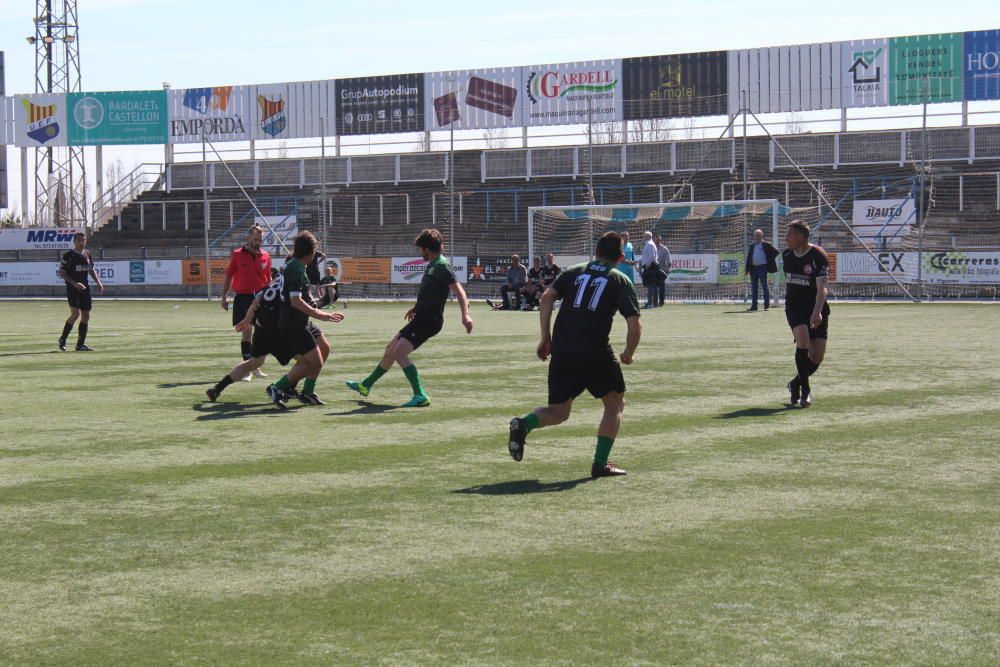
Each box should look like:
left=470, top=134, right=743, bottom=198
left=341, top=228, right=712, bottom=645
left=527, top=200, right=786, bottom=301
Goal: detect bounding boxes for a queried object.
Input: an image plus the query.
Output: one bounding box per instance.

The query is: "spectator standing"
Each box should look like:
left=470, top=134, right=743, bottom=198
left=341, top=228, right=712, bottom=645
left=654, top=234, right=672, bottom=308
left=744, top=228, right=779, bottom=311
left=617, top=231, right=636, bottom=284
left=638, top=231, right=659, bottom=309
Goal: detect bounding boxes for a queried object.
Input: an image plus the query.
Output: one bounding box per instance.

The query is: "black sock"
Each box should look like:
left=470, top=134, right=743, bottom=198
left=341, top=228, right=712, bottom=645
left=60, top=321, right=73, bottom=341
left=795, top=348, right=811, bottom=392
left=806, top=359, right=820, bottom=377
left=76, top=323, right=89, bottom=347
left=215, top=374, right=234, bottom=394
left=241, top=341, right=253, bottom=361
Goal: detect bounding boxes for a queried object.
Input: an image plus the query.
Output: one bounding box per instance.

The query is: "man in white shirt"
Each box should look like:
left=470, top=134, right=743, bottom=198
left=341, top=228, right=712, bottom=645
left=639, top=231, right=659, bottom=309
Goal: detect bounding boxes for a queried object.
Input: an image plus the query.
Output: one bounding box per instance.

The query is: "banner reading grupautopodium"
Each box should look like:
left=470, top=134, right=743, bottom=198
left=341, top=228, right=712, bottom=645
left=521, top=60, right=622, bottom=126
left=67, top=91, right=168, bottom=145
left=335, top=74, right=424, bottom=136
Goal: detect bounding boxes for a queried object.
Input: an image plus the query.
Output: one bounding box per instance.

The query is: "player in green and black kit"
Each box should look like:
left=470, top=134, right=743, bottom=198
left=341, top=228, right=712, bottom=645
left=58, top=232, right=103, bottom=351
left=346, top=228, right=473, bottom=407
left=507, top=232, right=642, bottom=478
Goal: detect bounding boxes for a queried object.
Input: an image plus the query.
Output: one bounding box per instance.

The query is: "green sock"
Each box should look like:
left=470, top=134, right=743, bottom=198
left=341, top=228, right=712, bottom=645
left=402, top=364, right=425, bottom=397
left=523, top=412, right=541, bottom=433
left=594, top=436, right=615, bottom=465
left=274, top=375, right=292, bottom=392
left=303, top=378, right=316, bottom=394
left=362, top=364, right=389, bottom=388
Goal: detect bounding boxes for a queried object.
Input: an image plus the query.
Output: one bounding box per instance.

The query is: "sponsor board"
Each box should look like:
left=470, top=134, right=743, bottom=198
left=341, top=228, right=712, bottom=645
left=0, top=260, right=184, bottom=286
left=730, top=43, right=842, bottom=114
left=964, top=30, right=1000, bottom=101
left=717, top=251, right=744, bottom=285
left=256, top=215, right=297, bottom=255
left=252, top=80, right=335, bottom=140
left=425, top=69, right=521, bottom=129
left=624, top=52, right=727, bottom=119
left=391, top=256, right=468, bottom=284
left=169, top=86, right=251, bottom=144
left=329, top=257, right=390, bottom=284
left=665, top=254, right=718, bottom=284
left=922, top=251, right=1000, bottom=284
left=67, top=91, right=168, bottom=145
left=834, top=251, right=911, bottom=283
left=851, top=198, right=915, bottom=243
left=335, top=74, right=424, bottom=135
left=0, top=227, right=84, bottom=250
left=182, top=259, right=230, bottom=286
left=14, top=93, right=67, bottom=147
left=841, top=38, right=890, bottom=108
left=521, top=60, right=622, bottom=126
left=889, top=33, right=964, bottom=105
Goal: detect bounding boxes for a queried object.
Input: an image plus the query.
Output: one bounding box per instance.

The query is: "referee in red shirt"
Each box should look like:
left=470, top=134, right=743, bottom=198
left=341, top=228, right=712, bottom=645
left=221, top=224, right=272, bottom=378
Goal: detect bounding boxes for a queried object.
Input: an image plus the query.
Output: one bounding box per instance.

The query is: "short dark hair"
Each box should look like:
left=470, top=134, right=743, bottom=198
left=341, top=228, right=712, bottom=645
left=292, top=231, right=318, bottom=259
left=414, top=228, right=443, bottom=253
left=787, top=220, right=810, bottom=239
left=249, top=224, right=264, bottom=236
left=595, top=232, right=624, bottom=262
left=73, top=232, right=85, bottom=239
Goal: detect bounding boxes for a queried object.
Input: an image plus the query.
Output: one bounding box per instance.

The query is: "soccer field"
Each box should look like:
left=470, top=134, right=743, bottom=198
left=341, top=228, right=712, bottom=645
left=1, top=300, right=998, bottom=664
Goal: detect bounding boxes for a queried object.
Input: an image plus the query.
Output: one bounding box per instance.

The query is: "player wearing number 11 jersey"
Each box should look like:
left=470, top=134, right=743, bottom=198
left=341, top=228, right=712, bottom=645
left=507, top=232, right=642, bottom=478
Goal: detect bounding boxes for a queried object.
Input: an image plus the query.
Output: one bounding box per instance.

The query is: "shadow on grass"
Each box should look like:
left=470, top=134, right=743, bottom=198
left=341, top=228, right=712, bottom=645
left=192, top=401, right=295, bottom=420
left=0, top=350, right=63, bottom=357
left=716, top=406, right=795, bottom=419
left=159, top=381, right=215, bottom=389
left=452, top=477, right=594, bottom=496
left=327, top=401, right=402, bottom=416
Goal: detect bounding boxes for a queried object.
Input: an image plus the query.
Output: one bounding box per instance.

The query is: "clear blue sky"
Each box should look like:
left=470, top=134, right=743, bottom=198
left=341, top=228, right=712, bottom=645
left=2, top=0, right=999, bottom=213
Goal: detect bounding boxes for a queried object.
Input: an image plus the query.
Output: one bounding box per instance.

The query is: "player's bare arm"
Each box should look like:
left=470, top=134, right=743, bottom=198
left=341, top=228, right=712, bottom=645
left=88, top=267, right=104, bottom=293
left=220, top=274, right=233, bottom=310
left=536, top=286, right=558, bottom=361
left=620, top=315, right=641, bottom=365
left=811, top=275, right=828, bottom=329
left=449, top=282, right=473, bottom=333
left=290, top=294, right=344, bottom=324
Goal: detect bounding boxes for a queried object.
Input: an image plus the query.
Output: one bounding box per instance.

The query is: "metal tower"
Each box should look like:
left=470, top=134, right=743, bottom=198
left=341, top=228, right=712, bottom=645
left=28, top=0, right=86, bottom=227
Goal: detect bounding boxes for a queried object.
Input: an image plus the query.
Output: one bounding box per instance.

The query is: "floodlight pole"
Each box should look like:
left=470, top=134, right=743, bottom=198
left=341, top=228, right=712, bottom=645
left=321, top=117, right=328, bottom=255
left=447, top=75, right=459, bottom=264
left=916, top=78, right=929, bottom=302
left=202, top=128, right=211, bottom=301
left=741, top=91, right=750, bottom=304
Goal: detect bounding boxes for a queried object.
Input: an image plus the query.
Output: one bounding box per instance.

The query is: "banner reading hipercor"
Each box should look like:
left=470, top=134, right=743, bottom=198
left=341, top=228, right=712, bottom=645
left=391, top=256, right=468, bottom=284
left=67, top=91, right=168, bottom=145
left=0, top=227, right=83, bottom=250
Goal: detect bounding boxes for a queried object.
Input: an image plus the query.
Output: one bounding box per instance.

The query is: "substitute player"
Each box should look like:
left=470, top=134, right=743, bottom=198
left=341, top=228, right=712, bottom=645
left=507, top=232, right=642, bottom=478
left=346, top=228, right=473, bottom=407
left=783, top=220, right=830, bottom=408
left=221, top=224, right=272, bottom=379
left=58, top=232, right=103, bottom=352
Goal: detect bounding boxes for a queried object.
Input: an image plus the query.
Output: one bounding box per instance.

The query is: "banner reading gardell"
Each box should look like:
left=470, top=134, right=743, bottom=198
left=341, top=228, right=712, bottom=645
left=335, top=74, right=424, bottom=136
left=520, top=60, right=622, bottom=127
left=623, top=52, right=727, bottom=120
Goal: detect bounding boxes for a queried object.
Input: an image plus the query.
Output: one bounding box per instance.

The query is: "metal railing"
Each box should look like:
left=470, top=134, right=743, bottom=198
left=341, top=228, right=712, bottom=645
left=91, top=163, right=166, bottom=233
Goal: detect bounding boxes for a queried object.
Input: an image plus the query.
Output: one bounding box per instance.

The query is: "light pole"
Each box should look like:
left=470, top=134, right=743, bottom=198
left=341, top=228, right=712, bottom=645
left=447, top=75, right=462, bottom=264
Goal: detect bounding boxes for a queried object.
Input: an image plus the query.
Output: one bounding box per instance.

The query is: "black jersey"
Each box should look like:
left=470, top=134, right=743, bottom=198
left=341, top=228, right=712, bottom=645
left=551, top=261, right=640, bottom=348
left=528, top=267, right=543, bottom=285
left=253, top=276, right=285, bottom=329
left=783, top=245, right=829, bottom=311
left=60, top=249, right=94, bottom=284
left=541, top=264, right=561, bottom=286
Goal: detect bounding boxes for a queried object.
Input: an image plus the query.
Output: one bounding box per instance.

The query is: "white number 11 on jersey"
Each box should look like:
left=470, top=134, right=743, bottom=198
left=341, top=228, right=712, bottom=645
left=573, top=274, right=609, bottom=311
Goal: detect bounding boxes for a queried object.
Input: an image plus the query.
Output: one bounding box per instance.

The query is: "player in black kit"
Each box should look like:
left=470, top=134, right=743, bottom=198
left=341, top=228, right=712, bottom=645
left=507, top=232, right=642, bottom=478
left=782, top=221, right=830, bottom=408
left=58, top=232, right=104, bottom=351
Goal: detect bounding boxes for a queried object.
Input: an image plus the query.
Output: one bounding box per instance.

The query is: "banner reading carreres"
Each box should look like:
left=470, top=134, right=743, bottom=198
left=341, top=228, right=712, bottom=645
left=623, top=52, right=727, bottom=120
left=889, top=33, right=964, bottom=105
left=391, top=256, right=468, bottom=284
left=67, top=91, right=167, bottom=145
left=521, top=60, right=622, bottom=126
left=964, top=30, right=1000, bottom=101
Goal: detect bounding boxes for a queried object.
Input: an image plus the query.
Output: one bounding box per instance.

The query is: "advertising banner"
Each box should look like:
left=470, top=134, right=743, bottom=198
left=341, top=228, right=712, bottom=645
left=889, top=33, right=964, bottom=105
left=665, top=254, right=718, bottom=284
left=256, top=215, right=297, bottom=255
left=964, top=30, right=1000, bottom=101
left=0, top=261, right=61, bottom=285
left=181, top=258, right=230, bottom=286
left=128, top=259, right=184, bottom=285
left=717, top=252, right=744, bottom=284
left=169, top=86, right=251, bottom=144
left=391, top=256, right=468, bottom=284
left=329, top=257, right=390, bottom=283
left=0, top=260, right=183, bottom=286
left=730, top=43, right=841, bottom=114
left=67, top=91, right=168, bottom=145
left=624, top=52, right=727, bottom=120
left=0, top=52, right=6, bottom=209
left=834, top=251, right=910, bottom=283
left=921, top=251, right=1000, bottom=283
left=0, top=227, right=84, bottom=250
left=424, top=68, right=522, bottom=130
left=14, top=93, right=67, bottom=147
left=521, top=59, right=622, bottom=126
left=335, top=74, right=424, bottom=136
left=840, top=39, right=890, bottom=108
left=469, top=256, right=518, bottom=282
left=852, top=198, right=915, bottom=241
left=252, top=80, right=335, bottom=141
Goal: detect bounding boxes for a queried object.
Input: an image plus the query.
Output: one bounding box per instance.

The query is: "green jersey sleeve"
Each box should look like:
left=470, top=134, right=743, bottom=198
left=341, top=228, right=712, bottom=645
left=617, top=273, right=641, bottom=318
left=284, top=262, right=309, bottom=297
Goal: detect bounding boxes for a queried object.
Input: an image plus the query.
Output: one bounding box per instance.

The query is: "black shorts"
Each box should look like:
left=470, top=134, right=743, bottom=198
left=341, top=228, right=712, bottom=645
left=251, top=324, right=294, bottom=366
left=786, top=304, right=830, bottom=340
left=548, top=343, right=626, bottom=405
left=66, top=284, right=93, bottom=311
left=232, top=293, right=256, bottom=327
left=280, top=320, right=321, bottom=357
left=398, top=315, right=443, bottom=351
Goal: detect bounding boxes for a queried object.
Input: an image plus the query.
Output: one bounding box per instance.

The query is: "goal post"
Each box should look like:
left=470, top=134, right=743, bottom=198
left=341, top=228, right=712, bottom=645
left=527, top=199, right=783, bottom=302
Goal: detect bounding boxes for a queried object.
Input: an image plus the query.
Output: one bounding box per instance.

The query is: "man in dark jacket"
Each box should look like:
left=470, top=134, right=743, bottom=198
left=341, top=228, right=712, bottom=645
left=744, top=228, right=779, bottom=311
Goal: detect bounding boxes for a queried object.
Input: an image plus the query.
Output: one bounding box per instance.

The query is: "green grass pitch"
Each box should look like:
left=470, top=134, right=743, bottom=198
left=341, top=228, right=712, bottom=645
left=1, top=300, right=998, bottom=664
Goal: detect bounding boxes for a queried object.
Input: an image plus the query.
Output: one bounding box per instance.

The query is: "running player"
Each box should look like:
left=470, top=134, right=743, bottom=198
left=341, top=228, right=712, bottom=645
left=507, top=232, right=642, bottom=478
left=346, top=228, right=473, bottom=407
left=221, top=224, right=272, bottom=379
left=783, top=220, right=830, bottom=408
left=58, top=232, right=103, bottom=351
left=263, top=231, right=343, bottom=409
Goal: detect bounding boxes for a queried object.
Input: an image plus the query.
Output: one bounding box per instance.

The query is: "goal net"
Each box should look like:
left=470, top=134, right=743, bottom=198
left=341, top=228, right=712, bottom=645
left=528, top=200, right=787, bottom=301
